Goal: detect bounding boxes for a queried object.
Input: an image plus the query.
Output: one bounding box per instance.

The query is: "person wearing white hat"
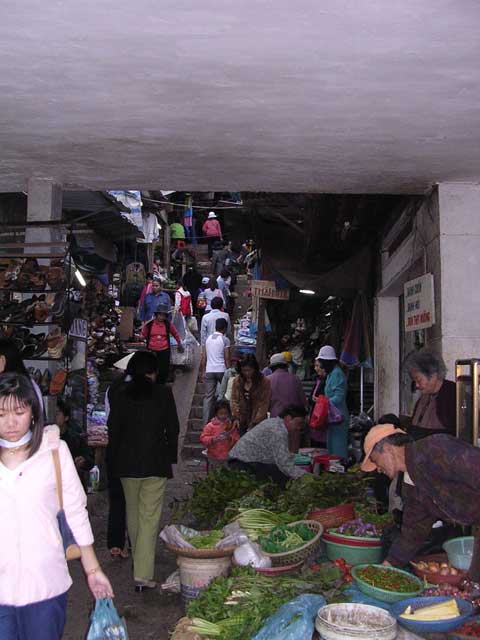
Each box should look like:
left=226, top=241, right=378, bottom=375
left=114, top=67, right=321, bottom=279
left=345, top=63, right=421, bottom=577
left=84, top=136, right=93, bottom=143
left=202, top=212, right=223, bottom=259
left=317, top=345, right=349, bottom=459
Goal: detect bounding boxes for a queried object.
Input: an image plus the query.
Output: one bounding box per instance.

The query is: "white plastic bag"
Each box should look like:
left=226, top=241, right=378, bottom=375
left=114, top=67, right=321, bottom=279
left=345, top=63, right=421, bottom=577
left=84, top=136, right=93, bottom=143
left=234, top=541, right=272, bottom=568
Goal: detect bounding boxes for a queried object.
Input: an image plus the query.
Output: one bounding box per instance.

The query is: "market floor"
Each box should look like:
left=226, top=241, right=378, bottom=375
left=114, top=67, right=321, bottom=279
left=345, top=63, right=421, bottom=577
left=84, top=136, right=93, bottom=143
left=64, top=350, right=204, bottom=640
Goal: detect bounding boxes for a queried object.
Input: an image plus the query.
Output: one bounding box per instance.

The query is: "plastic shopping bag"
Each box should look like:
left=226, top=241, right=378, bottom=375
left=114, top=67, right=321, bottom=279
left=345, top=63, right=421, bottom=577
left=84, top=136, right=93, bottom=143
left=327, top=400, right=344, bottom=424
left=252, top=594, right=325, bottom=640
left=86, top=598, right=129, bottom=640
left=309, top=395, right=328, bottom=429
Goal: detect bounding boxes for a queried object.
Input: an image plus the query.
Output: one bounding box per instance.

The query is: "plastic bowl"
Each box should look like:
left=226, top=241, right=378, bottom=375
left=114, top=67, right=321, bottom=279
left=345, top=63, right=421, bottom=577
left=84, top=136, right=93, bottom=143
left=316, top=603, right=397, bottom=640
left=443, top=537, right=474, bottom=571
left=323, top=531, right=382, bottom=548
left=323, top=539, right=383, bottom=566
left=325, top=529, right=382, bottom=545
left=391, top=596, right=474, bottom=634
left=351, top=564, right=423, bottom=603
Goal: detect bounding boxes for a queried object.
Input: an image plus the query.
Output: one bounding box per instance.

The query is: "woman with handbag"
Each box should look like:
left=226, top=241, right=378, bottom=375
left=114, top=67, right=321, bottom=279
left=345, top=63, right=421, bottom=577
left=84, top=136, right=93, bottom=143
left=0, top=372, right=113, bottom=639
left=108, top=351, right=179, bottom=592
left=309, top=358, right=327, bottom=445
left=317, top=345, right=349, bottom=459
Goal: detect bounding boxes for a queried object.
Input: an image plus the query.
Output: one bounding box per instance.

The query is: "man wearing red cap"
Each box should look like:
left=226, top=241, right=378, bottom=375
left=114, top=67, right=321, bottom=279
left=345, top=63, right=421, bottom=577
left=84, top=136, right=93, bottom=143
left=361, top=424, right=480, bottom=580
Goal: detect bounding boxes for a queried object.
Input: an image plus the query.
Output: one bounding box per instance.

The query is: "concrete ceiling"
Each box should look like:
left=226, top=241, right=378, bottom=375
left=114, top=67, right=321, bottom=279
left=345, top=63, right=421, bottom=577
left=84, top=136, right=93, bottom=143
left=1, top=0, right=480, bottom=193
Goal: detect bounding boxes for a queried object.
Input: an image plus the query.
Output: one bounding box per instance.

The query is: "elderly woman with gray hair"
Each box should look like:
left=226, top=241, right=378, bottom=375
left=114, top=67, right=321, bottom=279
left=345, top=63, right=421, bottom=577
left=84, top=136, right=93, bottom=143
left=406, top=349, right=456, bottom=438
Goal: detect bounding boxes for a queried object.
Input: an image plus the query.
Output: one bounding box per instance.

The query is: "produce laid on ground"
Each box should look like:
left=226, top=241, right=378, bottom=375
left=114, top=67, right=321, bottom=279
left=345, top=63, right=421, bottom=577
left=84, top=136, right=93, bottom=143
left=258, top=523, right=315, bottom=553
left=455, top=618, right=480, bottom=637
left=171, top=468, right=266, bottom=527
left=186, top=565, right=346, bottom=640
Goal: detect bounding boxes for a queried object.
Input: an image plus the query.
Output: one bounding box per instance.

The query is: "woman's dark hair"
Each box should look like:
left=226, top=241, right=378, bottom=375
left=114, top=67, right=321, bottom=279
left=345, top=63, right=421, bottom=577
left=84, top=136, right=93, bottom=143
left=0, top=372, right=44, bottom=457
left=279, top=404, right=307, bottom=419
left=405, top=349, right=447, bottom=380
left=56, top=398, right=71, bottom=420
left=125, top=351, right=159, bottom=398
left=208, top=277, right=217, bottom=290
left=319, top=358, right=337, bottom=375
left=0, top=338, right=28, bottom=375
left=214, top=399, right=231, bottom=416
left=378, top=413, right=401, bottom=428
left=236, top=354, right=261, bottom=379
left=220, top=269, right=230, bottom=279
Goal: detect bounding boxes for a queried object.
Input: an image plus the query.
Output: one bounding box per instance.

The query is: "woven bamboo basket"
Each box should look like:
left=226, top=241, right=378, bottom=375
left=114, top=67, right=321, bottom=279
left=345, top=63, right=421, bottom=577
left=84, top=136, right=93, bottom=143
left=262, top=520, right=324, bottom=567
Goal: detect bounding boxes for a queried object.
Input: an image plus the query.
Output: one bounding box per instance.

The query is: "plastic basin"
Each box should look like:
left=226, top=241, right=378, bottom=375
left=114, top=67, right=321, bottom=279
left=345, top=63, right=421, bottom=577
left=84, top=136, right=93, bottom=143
left=443, top=537, right=474, bottom=571
left=323, top=539, right=383, bottom=566
left=323, top=532, right=382, bottom=548
left=351, top=564, right=423, bottom=603
left=391, top=596, right=474, bottom=634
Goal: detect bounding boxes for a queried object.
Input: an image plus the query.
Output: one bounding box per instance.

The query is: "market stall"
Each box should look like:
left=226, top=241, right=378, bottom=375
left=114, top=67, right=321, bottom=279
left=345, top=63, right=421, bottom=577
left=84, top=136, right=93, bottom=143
left=164, top=466, right=479, bottom=640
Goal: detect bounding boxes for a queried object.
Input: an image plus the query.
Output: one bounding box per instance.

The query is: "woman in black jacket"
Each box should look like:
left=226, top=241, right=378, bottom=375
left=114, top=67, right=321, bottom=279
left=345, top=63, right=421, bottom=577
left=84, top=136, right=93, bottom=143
left=108, top=351, right=179, bottom=591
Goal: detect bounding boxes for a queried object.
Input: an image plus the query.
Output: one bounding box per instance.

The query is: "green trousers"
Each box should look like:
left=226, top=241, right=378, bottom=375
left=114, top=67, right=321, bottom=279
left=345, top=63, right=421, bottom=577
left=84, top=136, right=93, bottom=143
left=121, top=476, right=167, bottom=581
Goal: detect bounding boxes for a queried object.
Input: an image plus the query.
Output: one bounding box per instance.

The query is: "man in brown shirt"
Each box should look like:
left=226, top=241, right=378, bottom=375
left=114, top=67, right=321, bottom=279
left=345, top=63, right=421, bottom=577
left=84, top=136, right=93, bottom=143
left=361, top=424, right=480, bottom=580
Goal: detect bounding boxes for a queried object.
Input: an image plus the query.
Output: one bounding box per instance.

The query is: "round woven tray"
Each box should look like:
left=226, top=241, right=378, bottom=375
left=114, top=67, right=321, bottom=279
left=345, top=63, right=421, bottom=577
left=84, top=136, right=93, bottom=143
left=262, top=520, right=324, bottom=567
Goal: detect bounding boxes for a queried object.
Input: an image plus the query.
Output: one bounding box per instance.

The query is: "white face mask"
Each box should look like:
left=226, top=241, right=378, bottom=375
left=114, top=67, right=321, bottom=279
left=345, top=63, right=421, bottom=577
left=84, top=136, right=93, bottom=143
left=0, top=430, right=32, bottom=449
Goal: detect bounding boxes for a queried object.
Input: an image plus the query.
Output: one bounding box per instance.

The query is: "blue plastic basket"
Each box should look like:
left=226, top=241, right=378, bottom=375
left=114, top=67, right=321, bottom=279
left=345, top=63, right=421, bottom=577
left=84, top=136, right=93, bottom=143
left=391, top=596, right=474, bottom=634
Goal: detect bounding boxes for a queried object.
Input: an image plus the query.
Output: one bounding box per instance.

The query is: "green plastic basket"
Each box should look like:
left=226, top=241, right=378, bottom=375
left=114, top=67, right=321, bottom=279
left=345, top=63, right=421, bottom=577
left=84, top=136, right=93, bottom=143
left=323, top=539, right=383, bottom=566
left=351, top=564, right=424, bottom=603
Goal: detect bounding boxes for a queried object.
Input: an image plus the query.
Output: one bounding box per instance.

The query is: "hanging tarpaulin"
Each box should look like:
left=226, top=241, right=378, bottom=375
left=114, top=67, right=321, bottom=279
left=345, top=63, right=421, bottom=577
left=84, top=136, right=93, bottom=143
left=341, top=292, right=373, bottom=368
left=340, top=292, right=373, bottom=414
left=108, top=190, right=143, bottom=229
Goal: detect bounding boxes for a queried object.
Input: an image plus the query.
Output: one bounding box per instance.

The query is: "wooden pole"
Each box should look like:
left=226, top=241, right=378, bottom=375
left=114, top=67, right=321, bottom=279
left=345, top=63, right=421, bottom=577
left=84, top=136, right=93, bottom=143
left=256, top=297, right=267, bottom=366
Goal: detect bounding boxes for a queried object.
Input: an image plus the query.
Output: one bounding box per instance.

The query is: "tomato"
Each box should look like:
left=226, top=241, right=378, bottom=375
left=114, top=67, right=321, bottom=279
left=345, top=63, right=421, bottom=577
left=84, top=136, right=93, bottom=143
left=334, top=558, right=346, bottom=567
left=343, top=574, right=353, bottom=583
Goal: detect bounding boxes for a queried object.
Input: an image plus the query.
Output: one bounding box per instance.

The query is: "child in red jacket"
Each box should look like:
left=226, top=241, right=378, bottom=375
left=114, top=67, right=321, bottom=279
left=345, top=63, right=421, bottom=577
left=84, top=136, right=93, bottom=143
left=141, top=304, right=183, bottom=384
left=200, top=400, right=239, bottom=461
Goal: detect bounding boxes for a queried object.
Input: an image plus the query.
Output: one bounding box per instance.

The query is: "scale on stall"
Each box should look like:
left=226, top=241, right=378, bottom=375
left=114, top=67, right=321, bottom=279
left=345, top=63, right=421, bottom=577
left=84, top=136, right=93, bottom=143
left=455, top=358, right=480, bottom=447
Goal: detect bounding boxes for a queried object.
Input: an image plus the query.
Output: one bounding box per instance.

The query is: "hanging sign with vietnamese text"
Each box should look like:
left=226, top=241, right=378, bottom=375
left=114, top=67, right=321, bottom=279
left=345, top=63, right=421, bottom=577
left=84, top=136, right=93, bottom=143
left=251, top=280, right=290, bottom=301
left=404, top=273, right=435, bottom=332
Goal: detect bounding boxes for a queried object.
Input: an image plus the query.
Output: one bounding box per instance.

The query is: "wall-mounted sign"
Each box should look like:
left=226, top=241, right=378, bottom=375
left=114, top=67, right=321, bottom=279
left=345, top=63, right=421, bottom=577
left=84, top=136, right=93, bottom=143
left=404, top=273, right=435, bottom=332
left=251, top=279, right=290, bottom=301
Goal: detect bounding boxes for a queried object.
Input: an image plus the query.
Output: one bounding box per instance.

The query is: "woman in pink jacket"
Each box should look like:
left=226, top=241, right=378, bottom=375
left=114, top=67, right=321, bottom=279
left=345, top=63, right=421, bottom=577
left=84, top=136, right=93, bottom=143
left=202, top=211, right=223, bottom=259
left=0, top=373, right=113, bottom=639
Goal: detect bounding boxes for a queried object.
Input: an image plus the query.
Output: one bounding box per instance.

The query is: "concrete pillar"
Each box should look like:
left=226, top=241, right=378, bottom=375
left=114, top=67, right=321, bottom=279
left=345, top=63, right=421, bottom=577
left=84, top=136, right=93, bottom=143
left=27, top=178, right=62, bottom=222
left=374, top=296, right=400, bottom=419
left=437, top=183, right=480, bottom=374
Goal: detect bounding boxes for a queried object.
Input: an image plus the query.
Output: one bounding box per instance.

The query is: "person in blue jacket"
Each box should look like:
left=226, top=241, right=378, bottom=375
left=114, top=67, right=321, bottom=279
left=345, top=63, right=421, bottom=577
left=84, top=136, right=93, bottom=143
left=317, top=345, right=349, bottom=459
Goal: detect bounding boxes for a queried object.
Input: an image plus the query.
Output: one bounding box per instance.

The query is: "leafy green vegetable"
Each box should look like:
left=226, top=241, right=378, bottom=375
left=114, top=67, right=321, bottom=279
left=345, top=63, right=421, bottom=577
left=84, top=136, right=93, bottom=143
left=170, top=468, right=263, bottom=527
left=258, top=524, right=315, bottom=553
left=188, top=531, right=224, bottom=549
left=186, top=566, right=347, bottom=640
left=276, top=472, right=369, bottom=516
